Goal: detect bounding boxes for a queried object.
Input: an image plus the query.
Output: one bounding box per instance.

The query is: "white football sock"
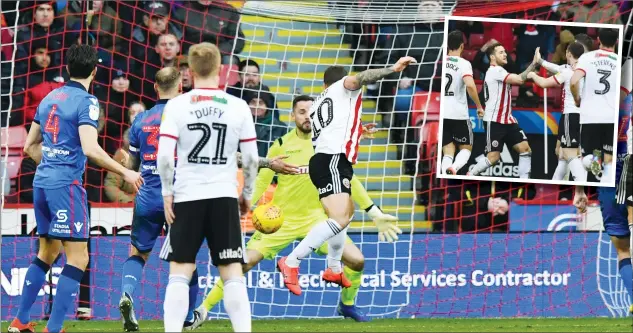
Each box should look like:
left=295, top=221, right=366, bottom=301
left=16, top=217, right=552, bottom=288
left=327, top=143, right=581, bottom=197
left=452, top=149, right=472, bottom=173
left=601, top=162, right=612, bottom=184
left=223, top=278, right=252, bottom=332
left=164, top=275, right=190, bottom=332
left=552, top=159, right=568, bottom=180
left=286, top=219, right=343, bottom=267
left=327, top=226, right=348, bottom=273
left=582, top=155, right=594, bottom=171
left=470, top=157, right=492, bottom=176
left=441, top=155, right=453, bottom=174
left=568, top=156, right=586, bottom=181
left=518, top=152, right=531, bottom=179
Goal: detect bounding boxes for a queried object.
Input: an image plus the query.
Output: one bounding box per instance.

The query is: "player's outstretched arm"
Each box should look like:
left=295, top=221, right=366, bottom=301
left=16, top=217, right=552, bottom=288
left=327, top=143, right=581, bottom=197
left=23, top=123, right=43, bottom=164
left=527, top=72, right=559, bottom=89
left=534, top=47, right=562, bottom=74
left=251, top=140, right=283, bottom=205
left=506, top=62, right=537, bottom=86
left=343, top=56, right=417, bottom=91
left=237, top=152, right=299, bottom=175
left=79, top=125, right=143, bottom=192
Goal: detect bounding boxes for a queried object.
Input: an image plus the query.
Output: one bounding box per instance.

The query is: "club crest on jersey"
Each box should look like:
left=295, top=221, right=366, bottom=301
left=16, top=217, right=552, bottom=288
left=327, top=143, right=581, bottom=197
left=492, top=140, right=499, bottom=148
left=89, top=105, right=100, bottom=121
left=343, top=178, right=350, bottom=188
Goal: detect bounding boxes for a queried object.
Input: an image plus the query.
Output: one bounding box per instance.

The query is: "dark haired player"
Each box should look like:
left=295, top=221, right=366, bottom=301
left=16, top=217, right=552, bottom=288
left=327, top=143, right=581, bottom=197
left=9, top=45, right=143, bottom=333
left=529, top=42, right=586, bottom=181
left=440, top=30, right=484, bottom=175
left=469, top=43, right=536, bottom=178
left=277, top=57, right=413, bottom=296
left=571, top=28, right=619, bottom=183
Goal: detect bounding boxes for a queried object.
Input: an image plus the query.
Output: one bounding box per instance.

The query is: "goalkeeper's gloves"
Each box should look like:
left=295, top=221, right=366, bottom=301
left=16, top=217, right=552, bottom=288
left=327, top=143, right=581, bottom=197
left=367, top=205, right=402, bottom=243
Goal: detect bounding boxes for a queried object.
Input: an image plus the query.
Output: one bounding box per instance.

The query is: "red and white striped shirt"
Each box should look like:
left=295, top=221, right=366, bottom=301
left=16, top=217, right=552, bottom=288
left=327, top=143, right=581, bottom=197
left=311, top=77, right=363, bottom=164
left=483, top=65, right=515, bottom=124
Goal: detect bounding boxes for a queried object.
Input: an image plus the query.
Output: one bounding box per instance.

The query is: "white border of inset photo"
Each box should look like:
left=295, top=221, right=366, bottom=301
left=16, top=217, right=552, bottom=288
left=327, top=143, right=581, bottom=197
left=436, top=15, right=624, bottom=187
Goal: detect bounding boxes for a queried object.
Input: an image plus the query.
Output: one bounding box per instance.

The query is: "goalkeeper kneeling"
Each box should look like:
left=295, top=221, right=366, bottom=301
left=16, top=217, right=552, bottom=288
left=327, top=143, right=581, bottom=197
left=195, top=102, right=401, bottom=324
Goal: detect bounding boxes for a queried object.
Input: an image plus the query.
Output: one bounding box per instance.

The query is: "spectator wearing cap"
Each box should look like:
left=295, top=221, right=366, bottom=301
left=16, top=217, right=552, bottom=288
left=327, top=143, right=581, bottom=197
left=15, top=1, right=69, bottom=81
left=15, top=42, right=65, bottom=127
left=95, top=67, right=140, bottom=155
left=173, top=0, right=245, bottom=62
left=130, top=32, right=183, bottom=108
left=131, top=1, right=182, bottom=64
left=177, top=55, right=193, bottom=92
left=243, top=88, right=287, bottom=157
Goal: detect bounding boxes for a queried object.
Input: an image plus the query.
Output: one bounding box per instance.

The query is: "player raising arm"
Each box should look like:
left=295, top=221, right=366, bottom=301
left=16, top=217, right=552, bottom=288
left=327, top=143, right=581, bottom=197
left=570, top=28, right=620, bottom=183
left=9, top=45, right=143, bottom=333
left=197, top=95, right=400, bottom=322
left=278, top=57, right=414, bottom=295
left=157, top=43, right=256, bottom=332
left=441, top=30, right=484, bottom=175
left=468, top=43, right=536, bottom=179
left=528, top=42, right=586, bottom=181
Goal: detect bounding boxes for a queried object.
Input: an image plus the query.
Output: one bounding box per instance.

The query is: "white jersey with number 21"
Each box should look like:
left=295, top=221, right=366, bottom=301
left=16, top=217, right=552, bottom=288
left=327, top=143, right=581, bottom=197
left=310, top=77, right=363, bottom=164
left=160, top=88, right=257, bottom=202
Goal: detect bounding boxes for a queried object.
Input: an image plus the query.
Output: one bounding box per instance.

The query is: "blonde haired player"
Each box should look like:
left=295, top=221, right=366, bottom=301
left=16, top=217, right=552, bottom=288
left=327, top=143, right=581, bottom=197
left=195, top=95, right=399, bottom=323
left=278, top=57, right=414, bottom=296
left=157, top=42, right=257, bottom=332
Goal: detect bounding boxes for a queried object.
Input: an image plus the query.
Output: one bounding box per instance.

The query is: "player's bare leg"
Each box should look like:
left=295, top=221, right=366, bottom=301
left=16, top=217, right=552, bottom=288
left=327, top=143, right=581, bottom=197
left=441, top=143, right=456, bottom=175
left=45, top=241, right=89, bottom=333
left=119, top=246, right=149, bottom=332
left=9, top=238, right=62, bottom=333
left=469, top=151, right=500, bottom=176
left=451, top=144, right=472, bottom=174
left=281, top=193, right=352, bottom=295
left=513, top=141, right=532, bottom=179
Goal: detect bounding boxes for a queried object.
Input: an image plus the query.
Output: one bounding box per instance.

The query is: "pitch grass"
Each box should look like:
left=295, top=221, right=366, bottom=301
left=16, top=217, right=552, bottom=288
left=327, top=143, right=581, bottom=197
left=2, top=318, right=633, bottom=332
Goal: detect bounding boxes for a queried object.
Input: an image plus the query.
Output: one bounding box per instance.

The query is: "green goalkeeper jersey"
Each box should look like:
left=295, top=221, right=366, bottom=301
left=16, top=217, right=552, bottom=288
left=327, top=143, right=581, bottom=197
left=252, top=129, right=374, bottom=230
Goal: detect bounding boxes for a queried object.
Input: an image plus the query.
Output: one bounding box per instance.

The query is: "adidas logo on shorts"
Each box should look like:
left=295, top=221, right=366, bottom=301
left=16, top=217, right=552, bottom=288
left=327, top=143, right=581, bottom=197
left=219, top=247, right=243, bottom=260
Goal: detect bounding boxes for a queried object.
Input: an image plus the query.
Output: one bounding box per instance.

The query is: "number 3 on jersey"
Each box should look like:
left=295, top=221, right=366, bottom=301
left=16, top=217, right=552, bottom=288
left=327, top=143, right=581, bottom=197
left=187, top=122, right=227, bottom=165
left=310, top=97, right=334, bottom=140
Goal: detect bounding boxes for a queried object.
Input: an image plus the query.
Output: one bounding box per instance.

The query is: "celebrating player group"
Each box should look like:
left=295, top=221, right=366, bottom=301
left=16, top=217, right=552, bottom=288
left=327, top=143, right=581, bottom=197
left=440, top=28, right=624, bottom=184
left=8, top=40, right=409, bottom=332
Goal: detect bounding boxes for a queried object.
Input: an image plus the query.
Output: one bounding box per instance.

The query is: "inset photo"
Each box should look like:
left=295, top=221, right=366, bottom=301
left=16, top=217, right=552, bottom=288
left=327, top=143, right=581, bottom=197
left=437, top=16, right=627, bottom=187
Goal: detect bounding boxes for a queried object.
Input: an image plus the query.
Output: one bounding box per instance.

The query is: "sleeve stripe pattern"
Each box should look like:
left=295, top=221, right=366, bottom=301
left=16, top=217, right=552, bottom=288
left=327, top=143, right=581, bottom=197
left=621, top=86, right=631, bottom=96
left=240, top=137, right=257, bottom=142
left=160, top=134, right=178, bottom=140
left=462, top=74, right=473, bottom=79
left=576, top=68, right=586, bottom=75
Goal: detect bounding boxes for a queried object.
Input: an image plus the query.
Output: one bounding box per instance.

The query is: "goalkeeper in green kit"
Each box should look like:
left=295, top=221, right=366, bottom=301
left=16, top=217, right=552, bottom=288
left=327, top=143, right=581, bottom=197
left=194, top=95, right=402, bottom=325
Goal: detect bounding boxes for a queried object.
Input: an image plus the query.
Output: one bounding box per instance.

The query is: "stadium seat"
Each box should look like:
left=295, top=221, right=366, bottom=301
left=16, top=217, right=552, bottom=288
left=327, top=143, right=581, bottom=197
left=4, top=156, right=22, bottom=179
left=411, top=91, right=441, bottom=126
left=462, top=49, right=477, bottom=62
left=468, top=34, right=485, bottom=49
left=0, top=126, right=27, bottom=150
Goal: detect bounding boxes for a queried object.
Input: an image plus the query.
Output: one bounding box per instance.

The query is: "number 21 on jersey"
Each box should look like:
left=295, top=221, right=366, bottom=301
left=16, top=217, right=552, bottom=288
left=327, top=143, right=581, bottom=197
left=187, top=122, right=227, bottom=165
left=310, top=97, right=333, bottom=139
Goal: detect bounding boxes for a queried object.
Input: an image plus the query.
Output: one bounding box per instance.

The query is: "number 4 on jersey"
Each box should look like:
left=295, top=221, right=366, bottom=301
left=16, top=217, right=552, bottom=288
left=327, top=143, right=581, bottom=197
left=45, top=104, right=60, bottom=143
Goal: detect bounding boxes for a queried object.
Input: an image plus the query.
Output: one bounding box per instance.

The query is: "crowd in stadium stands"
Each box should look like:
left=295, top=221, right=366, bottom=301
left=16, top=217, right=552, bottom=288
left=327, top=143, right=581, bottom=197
left=0, top=0, right=630, bottom=233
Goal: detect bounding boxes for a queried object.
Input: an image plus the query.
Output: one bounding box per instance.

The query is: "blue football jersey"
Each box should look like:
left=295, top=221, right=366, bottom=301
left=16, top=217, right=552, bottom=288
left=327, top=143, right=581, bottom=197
left=33, top=81, right=100, bottom=189
left=129, top=99, right=168, bottom=212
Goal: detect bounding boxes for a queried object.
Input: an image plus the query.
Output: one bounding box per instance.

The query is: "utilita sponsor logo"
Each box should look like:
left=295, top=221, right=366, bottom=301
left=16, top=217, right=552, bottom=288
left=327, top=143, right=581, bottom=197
left=218, top=248, right=243, bottom=260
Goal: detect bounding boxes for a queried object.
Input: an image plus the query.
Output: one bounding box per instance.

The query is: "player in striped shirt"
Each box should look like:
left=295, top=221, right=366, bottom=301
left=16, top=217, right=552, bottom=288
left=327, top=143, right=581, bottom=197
left=528, top=42, right=586, bottom=181
left=469, top=43, right=537, bottom=179
left=440, top=30, right=484, bottom=175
